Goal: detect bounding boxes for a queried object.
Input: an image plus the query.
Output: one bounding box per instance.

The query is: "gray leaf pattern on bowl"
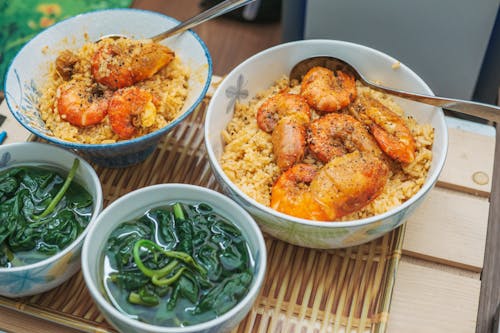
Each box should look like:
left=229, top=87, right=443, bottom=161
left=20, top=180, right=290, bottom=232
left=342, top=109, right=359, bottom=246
left=10, top=70, right=52, bottom=136
left=225, top=74, right=248, bottom=114
left=0, top=152, right=11, bottom=167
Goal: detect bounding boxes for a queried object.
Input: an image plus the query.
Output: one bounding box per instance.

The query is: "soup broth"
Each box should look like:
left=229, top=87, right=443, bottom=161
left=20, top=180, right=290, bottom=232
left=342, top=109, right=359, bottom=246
left=0, top=161, right=93, bottom=267
left=102, top=201, right=254, bottom=327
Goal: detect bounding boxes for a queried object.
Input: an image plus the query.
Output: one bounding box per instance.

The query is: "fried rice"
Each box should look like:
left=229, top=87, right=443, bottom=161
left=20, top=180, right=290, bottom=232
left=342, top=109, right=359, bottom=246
left=220, top=76, right=434, bottom=221
left=38, top=38, right=189, bottom=144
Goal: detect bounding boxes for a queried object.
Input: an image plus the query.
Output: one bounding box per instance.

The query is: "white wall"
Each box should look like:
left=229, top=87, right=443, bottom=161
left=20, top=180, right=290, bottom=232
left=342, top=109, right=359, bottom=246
left=303, top=0, right=499, bottom=101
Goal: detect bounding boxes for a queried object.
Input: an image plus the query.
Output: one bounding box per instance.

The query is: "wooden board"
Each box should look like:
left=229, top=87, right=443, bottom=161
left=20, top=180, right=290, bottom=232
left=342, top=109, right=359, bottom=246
left=387, top=258, right=481, bottom=333
left=387, top=118, right=496, bottom=332
left=403, top=187, right=489, bottom=271
left=438, top=126, right=495, bottom=196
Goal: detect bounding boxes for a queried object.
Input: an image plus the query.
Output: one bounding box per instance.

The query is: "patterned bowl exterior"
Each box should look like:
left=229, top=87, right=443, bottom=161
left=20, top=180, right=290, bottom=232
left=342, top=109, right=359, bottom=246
left=4, top=9, right=212, bottom=168
left=0, top=142, right=103, bottom=297
left=204, top=40, right=449, bottom=249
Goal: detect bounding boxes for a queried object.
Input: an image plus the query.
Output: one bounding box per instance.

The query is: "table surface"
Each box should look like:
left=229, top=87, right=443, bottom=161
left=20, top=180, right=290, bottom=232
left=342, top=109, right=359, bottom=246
left=1, top=1, right=499, bottom=332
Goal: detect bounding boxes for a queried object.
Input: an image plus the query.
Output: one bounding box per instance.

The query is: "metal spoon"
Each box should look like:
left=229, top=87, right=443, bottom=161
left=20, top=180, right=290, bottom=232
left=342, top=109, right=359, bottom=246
left=98, top=0, right=255, bottom=43
left=290, top=56, right=500, bottom=123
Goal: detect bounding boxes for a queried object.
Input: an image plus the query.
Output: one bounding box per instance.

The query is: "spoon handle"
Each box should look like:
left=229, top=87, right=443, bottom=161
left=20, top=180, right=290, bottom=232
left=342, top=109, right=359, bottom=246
left=151, top=0, right=256, bottom=43
left=365, top=81, right=500, bottom=123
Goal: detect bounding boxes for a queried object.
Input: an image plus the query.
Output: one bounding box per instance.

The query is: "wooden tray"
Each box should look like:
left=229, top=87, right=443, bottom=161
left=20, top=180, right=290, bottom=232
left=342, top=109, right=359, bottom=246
left=0, top=97, right=404, bottom=332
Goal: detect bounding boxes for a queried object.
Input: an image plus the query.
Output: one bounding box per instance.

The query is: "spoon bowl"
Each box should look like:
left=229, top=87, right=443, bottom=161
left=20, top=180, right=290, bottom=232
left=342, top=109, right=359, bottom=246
left=290, top=56, right=500, bottom=123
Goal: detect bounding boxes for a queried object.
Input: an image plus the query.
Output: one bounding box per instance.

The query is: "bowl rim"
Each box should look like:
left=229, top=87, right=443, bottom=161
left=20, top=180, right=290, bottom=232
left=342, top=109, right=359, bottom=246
left=4, top=7, right=213, bottom=151
left=205, top=38, right=449, bottom=229
left=81, top=183, right=267, bottom=332
left=0, top=142, right=103, bottom=273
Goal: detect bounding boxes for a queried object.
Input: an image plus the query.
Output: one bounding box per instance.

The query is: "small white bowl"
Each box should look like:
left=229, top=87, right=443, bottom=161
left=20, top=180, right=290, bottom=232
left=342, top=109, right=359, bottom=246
left=204, top=39, right=448, bottom=249
left=81, top=184, right=267, bottom=333
left=4, top=8, right=212, bottom=168
left=0, top=142, right=103, bottom=297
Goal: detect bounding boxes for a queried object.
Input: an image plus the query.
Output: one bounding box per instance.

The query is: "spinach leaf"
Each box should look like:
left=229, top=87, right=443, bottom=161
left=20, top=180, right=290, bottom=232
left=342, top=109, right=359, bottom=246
left=0, top=176, right=18, bottom=196
left=104, top=201, right=254, bottom=327
left=195, top=271, right=252, bottom=315
left=110, top=271, right=150, bottom=291
left=0, top=160, right=93, bottom=267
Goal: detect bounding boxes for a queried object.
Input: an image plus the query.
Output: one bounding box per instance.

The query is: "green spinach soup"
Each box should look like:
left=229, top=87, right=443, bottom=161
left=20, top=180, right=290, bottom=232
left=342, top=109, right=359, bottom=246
left=102, top=201, right=254, bottom=327
left=0, top=159, right=93, bottom=267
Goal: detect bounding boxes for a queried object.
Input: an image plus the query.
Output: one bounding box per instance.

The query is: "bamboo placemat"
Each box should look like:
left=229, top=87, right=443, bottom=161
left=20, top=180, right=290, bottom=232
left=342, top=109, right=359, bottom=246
left=0, top=97, right=404, bottom=333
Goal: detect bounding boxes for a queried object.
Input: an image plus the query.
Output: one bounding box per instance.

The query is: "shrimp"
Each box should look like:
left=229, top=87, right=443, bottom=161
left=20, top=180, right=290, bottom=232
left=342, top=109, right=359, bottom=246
left=256, top=92, right=311, bottom=132
left=108, top=87, right=157, bottom=139
left=310, top=151, right=389, bottom=219
left=91, top=38, right=175, bottom=89
left=271, top=116, right=308, bottom=171
left=300, top=66, right=357, bottom=112
left=56, top=80, right=111, bottom=127
left=307, top=113, right=384, bottom=163
left=350, top=95, right=416, bottom=163
left=270, top=163, right=330, bottom=220
left=256, top=93, right=311, bottom=170
left=271, top=151, right=389, bottom=220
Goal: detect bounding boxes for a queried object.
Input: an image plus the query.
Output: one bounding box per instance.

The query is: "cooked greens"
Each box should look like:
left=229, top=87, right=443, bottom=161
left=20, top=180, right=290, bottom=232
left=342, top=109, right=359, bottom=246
left=0, top=159, right=93, bottom=267
left=103, top=202, right=254, bottom=327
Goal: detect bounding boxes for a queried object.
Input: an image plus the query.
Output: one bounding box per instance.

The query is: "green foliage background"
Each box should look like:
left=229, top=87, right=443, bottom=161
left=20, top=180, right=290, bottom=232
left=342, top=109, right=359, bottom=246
left=0, top=0, right=132, bottom=91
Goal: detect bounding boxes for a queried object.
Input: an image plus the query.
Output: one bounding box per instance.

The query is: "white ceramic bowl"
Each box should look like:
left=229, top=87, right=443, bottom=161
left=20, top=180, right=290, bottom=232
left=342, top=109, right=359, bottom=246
left=204, top=39, right=448, bottom=249
left=0, top=142, right=103, bottom=297
left=4, top=8, right=212, bottom=168
left=81, top=184, right=267, bottom=333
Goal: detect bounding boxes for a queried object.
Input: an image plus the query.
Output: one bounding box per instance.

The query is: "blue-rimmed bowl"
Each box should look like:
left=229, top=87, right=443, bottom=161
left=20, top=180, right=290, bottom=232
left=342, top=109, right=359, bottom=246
left=82, top=184, right=267, bottom=333
left=204, top=39, right=448, bottom=249
left=0, top=142, right=103, bottom=297
left=4, top=8, right=212, bottom=168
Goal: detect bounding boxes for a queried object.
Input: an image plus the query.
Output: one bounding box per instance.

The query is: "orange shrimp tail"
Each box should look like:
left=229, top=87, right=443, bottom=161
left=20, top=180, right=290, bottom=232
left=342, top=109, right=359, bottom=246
left=271, top=164, right=331, bottom=221
left=130, top=43, right=175, bottom=82
left=300, top=67, right=357, bottom=112
left=365, top=105, right=416, bottom=163
left=92, top=40, right=175, bottom=90
left=370, top=124, right=416, bottom=163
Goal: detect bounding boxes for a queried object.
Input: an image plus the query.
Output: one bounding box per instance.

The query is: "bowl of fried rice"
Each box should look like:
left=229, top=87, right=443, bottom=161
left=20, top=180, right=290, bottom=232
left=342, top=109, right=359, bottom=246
left=4, top=8, right=212, bottom=168
left=204, top=39, right=448, bottom=249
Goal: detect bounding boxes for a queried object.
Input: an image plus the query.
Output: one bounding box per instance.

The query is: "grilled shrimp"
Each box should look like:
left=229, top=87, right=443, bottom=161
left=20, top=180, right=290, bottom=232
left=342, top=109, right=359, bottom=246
left=256, top=92, right=311, bottom=132
left=300, top=66, right=357, bottom=112
left=271, top=151, right=389, bottom=221
left=56, top=80, right=111, bottom=127
left=307, top=113, right=384, bottom=163
left=108, top=86, right=157, bottom=139
left=270, top=163, right=330, bottom=220
left=350, top=95, right=416, bottom=163
left=310, top=151, right=389, bottom=219
left=256, top=93, right=311, bottom=170
left=91, top=38, right=175, bottom=89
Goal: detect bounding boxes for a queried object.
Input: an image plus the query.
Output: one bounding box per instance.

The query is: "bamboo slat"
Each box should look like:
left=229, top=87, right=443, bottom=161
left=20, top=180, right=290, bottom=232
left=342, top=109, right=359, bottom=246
left=0, top=98, right=404, bottom=332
